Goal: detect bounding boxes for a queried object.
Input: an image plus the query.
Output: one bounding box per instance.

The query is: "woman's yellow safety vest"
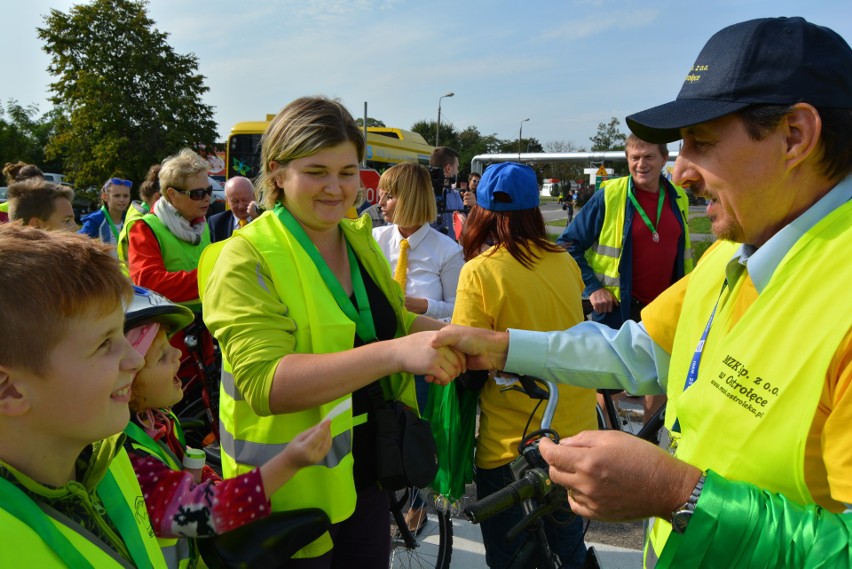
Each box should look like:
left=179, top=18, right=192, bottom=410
left=198, top=212, right=418, bottom=558
left=645, top=198, right=852, bottom=567
left=0, top=449, right=167, bottom=568
left=141, top=213, right=210, bottom=312
left=585, top=177, right=693, bottom=301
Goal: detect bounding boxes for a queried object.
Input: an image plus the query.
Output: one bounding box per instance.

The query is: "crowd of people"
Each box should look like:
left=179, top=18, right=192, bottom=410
left=0, top=15, right=850, bottom=569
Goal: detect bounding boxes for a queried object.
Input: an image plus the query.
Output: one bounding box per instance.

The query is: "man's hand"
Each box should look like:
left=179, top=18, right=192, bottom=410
left=538, top=431, right=702, bottom=521
left=431, top=324, right=509, bottom=371
left=462, top=191, right=477, bottom=208
left=394, top=331, right=466, bottom=385
left=590, top=288, right=619, bottom=314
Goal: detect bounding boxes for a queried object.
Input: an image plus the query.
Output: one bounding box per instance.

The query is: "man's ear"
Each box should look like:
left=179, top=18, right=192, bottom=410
left=0, top=368, right=31, bottom=417
left=782, top=103, right=821, bottom=172
left=26, top=218, right=43, bottom=229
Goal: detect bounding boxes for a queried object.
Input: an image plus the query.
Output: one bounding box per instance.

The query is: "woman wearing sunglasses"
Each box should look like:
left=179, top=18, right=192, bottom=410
left=128, top=148, right=211, bottom=313
left=200, top=96, right=463, bottom=567
left=78, top=176, right=132, bottom=248
left=127, top=148, right=214, bottom=387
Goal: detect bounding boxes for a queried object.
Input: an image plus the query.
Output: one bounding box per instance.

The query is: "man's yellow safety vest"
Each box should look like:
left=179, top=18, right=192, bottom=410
left=585, top=176, right=693, bottom=301
left=645, top=198, right=852, bottom=566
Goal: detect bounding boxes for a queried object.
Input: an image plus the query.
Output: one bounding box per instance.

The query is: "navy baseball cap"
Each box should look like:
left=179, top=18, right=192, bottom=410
left=627, top=17, right=852, bottom=143
left=476, top=162, right=540, bottom=212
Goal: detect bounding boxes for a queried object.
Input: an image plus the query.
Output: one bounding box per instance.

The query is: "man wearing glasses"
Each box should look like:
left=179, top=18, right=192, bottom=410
left=78, top=176, right=132, bottom=250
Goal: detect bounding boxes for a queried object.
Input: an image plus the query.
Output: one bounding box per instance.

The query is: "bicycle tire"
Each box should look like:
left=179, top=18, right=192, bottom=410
left=389, top=488, right=453, bottom=569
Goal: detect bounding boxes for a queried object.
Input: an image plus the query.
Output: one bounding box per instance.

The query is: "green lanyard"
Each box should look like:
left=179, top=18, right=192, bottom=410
left=274, top=204, right=377, bottom=343
left=0, top=471, right=155, bottom=568
left=100, top=205, right=121, bottom=242
left=124, top=421, right=182, bottom=471
left=626, top=180, right=665, bottom=243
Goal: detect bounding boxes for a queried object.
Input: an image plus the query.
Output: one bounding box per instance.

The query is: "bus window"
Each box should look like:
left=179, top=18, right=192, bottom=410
left=227, top=133, right=263, bottom=180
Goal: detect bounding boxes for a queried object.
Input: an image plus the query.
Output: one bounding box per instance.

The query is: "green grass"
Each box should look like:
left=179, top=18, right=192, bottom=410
left=689, top=215, right=711, bottom=234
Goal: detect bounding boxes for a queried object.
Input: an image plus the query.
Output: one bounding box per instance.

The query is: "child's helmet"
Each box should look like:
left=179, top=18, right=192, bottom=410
left=125, top=285, right=194, bottom=334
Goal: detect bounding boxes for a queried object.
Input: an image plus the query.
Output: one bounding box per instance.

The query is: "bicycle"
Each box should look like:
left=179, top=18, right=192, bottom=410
left=388, top=486, right=453, bottom=569
left=596, top=388, right=667, bottom=445
left=171, top=314, right=223, bottom=471
left=464, top=375, right=573, bottom=569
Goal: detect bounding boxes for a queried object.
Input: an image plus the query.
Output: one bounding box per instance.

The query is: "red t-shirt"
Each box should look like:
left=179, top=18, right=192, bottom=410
left=630, top=187, right=682, bottom=304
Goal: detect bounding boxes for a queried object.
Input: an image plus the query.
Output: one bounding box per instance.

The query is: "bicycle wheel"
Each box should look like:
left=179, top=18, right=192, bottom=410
left=389, top=488, right=453, bottom=569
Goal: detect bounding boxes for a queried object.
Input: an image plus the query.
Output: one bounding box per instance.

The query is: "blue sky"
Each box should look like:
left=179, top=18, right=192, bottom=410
left=3, top=0, right=851, bottom=152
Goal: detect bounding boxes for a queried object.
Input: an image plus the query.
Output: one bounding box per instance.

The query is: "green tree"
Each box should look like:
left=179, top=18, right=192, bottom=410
left=355, top=117, right=386, bottom=128
left=540, top=140, right=587, bottom=188
left=38, top=0, right=218, bottom=189
left=456, top=126, right=501, bottom=178
left=0, top=100, right=62, bottom=173
left=411, top=119, right=459, bottom=151
left=589, top=116, right=627, bottom=151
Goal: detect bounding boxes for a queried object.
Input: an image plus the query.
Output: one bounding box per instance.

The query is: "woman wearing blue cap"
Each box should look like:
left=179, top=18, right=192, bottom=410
left=453, top=162, right=597, bottom=568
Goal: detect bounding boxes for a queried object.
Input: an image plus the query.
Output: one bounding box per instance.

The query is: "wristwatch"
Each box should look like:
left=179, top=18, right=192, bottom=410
left=670, top=471, right=706, bottom=534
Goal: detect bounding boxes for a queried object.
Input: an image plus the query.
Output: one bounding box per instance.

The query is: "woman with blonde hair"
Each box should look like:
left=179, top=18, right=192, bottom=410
left=128, top=148, right=211, bottom=313
left=201, top=96, right=463, bottom=567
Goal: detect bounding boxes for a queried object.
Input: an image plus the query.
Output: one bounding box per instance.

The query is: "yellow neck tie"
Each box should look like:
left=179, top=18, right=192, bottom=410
left=238, top=218, right=248, bottom=228
left=393, top=238, right=410, bottom=292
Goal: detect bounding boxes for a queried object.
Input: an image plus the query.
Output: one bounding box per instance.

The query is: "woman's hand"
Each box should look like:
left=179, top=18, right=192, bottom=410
left=404, top=296, right=429, bottom=315
left=392, top=331, right=466, bottom=385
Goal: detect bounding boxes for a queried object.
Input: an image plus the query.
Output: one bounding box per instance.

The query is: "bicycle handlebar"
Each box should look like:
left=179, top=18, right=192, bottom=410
left=464, top=468, right=552, bottom=524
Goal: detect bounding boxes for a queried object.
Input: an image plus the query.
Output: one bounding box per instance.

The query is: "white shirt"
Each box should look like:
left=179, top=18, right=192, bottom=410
left=372, top=223, right=464, bottom=321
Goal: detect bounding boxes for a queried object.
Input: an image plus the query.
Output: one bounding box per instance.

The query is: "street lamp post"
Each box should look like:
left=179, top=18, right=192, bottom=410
left=436, top=92, right=455, bottom=147
left=518, top=118, right=530, bottom=161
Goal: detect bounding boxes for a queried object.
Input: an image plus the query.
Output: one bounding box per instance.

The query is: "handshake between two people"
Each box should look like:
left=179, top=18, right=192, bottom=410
left=401, top=324, right=510, bottom=387
left=408, top=324, right=703, bottom=523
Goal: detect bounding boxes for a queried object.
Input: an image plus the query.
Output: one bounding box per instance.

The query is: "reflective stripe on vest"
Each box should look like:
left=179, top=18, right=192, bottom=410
left=142, top=213, right=210, bottom=312
left=199, top=212, right=419, bottom=559
left=645, top=199, right=852, bottom=565
left=585, top=177, right=693, bottom=301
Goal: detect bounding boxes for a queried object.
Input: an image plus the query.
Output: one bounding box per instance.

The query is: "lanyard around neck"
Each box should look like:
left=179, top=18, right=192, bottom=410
left=627, top=180, right=665, bottom=242
left=274, top=204, right=377, bottom=343
left=0, top=470, right=154, bottom=568
left=124, top=421, right=182, bottom=470
left=100, top=205, right=120, bottom=241
left=671, top=280, right=729, bottom=434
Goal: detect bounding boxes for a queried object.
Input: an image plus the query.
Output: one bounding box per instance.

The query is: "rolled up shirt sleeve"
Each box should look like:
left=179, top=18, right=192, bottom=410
left=504, top=320, right=668, bottom=395
left=203, top=236, right=296, bottom=417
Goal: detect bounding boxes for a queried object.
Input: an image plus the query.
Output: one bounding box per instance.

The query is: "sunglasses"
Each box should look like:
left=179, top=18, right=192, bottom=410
left=105, top=177, right=133, bottom=190
left=173, top=185, right=213, bottom=201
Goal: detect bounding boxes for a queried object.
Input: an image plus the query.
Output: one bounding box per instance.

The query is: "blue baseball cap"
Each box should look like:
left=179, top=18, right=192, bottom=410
left=627, top=17, right=852, bottom=143
left=476, top=162, right=540, bottom=212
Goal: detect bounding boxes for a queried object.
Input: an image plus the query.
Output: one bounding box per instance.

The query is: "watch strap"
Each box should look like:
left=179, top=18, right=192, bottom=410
left=671, top=471, right=706, bottom=534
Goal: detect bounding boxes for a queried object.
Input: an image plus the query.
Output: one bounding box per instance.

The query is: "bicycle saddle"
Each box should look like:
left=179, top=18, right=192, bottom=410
left=199, top=508, right=331, bottom=569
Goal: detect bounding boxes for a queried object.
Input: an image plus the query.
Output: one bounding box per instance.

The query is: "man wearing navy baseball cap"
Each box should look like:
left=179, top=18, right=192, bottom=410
left=434, top=17, right=852, bottom=567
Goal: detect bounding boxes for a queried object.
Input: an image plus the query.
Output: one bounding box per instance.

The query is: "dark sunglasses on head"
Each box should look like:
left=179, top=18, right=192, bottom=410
left=173, top=185, right=213, bottom=201
left=105, top=177, right=133, bottom=190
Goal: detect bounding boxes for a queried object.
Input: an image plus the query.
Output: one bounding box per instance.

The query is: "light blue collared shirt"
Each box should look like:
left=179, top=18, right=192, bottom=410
left=505, top=174, right=852, bottom=396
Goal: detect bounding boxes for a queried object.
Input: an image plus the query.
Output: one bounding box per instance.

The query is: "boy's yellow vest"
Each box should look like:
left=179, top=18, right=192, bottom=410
left=0, top=449, right=166, bottom=568
left=198, top=212, right=418, bottom=558
left=645, top=198, right=852, bottom=566
left=586, top=177, right=693, bottom=300
left=141, top=213, right=210, bottom=312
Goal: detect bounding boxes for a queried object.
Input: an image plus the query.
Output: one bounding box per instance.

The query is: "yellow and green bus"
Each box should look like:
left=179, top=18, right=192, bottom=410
left=226, top=117, right=433, bottom=204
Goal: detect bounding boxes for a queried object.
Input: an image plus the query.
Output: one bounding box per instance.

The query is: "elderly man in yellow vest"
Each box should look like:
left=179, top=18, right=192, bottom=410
left=434, top=17, right=852, bottom=568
